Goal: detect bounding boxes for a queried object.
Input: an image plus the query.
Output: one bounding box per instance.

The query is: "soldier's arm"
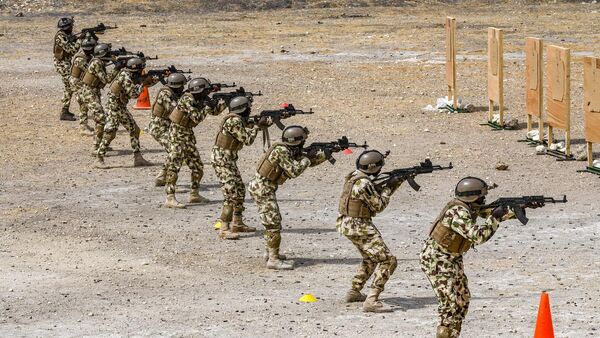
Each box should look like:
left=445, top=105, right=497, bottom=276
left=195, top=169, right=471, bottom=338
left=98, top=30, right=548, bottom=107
left=204, top=99, right=227, bottom=117
left=308, top=150, right=328, bottom=167
left=57, top=34, right=80, bottom=55
left=224, top=117, right=259, bottom=146
left=355, top=178, right=392, bottom=213
left=271, top=146, right=310, bottom=178
left=186, top=98, right=212, bottom=125
left=447, top=205, right=501, bottom=245
left=122, top=75, right=143, bottom=99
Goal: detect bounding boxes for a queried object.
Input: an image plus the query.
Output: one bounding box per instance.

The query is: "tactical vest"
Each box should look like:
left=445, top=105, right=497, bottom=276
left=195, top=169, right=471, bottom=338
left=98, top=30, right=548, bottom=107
left=338, top=172, right=374, bottom=218
left=70, top=54, right=88, bottom=80
left=152, top=87, right=176, bottom=119
left=169, top=93, right=200, bottom=128
left=256, top=143, right=288, bottom=185
left=110, top=73, right=130, bottom=105
left=214, top=114, right=244, bottom=151
left=53, top=31, right=72, bottom=61
left=82, top=58, right=103, bottom=89
left=429, top=199, right=475, bottom=254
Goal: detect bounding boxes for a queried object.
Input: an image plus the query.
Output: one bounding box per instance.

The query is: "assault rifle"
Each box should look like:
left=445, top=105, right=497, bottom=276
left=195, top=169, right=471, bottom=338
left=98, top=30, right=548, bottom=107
left=212, top=87, right=263, bottom=105
left=302, top=136, right=368, bottom=164
left=145, top=65, right=192, bottom=85
left=249, top=103, right=313, bottom=130
left=480, top=195, right=568, bottom=225
left=211, top=82, right=237, bottom=92
left=373, top=159, right=453, bottom=191
left=76, top=23, right=118, bottom=40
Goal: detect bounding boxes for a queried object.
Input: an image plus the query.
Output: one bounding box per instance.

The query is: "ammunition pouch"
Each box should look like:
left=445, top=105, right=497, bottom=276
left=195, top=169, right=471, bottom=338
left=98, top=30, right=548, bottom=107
left=54, top=44, right=65, bottom=60
left=256, top=143, right=288, bottom=185
left=338, top=173, right=373, bottom=218
left=70, top=65, right=84, bottom=79
left=214, top=114, right=243, bottom=151
left=152, top=88, right=174, bottom=119
left=429, top=199, right=473, bottom=254
left=169, top=107, right=198, bottom=128
left=110, top=81, right=129, bottom=105
left=82, top=72, right=101, bottom=89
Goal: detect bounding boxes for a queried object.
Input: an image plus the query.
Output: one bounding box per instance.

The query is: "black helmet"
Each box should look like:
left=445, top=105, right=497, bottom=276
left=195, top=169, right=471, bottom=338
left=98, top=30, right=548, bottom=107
left=125, top=57, right=146, bottom=72
left=93, top=43, right=111, bottom=58
left=81, top=37, right=97, bottom=52
left=57, top=17, right=74, bottom=30
left=356, top=150, right=385, bottom=174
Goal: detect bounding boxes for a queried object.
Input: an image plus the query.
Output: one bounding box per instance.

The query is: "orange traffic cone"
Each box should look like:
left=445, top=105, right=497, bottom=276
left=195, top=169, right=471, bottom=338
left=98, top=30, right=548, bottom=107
left=134, top=86, right=151, bottom=110
left=533, top=292, right=555, bottom=338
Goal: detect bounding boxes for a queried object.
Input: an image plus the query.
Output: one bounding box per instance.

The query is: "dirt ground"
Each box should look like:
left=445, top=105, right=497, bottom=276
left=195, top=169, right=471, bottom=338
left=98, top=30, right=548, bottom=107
left=1, top=1, right=600, bottom=337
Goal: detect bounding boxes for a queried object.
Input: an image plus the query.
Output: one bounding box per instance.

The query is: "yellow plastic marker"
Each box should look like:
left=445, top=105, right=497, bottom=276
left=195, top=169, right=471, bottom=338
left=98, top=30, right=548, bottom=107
left=214, top=220, right=222, bottom=230
left=298, top=294, right=317, bottom=303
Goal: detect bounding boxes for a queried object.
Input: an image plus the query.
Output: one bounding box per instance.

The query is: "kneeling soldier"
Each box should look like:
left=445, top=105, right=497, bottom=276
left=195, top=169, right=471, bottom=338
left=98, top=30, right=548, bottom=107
left=420, top=177, right=541, bottom=338
left=337, top=150, right=403, bottom=313
left=212, top=96, right=271, bottom=240
left=248, top=125, right=326, bottom=270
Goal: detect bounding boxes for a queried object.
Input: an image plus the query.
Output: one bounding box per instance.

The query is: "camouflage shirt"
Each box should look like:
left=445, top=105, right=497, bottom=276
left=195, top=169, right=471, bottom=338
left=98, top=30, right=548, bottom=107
left=336, top=170, right=394, bottom=237
left=171, top=93, right=225, bottom=138
left=248, top=144, right=326, bottom=196
left=211, top=115, right=260, bottom=166
left=84, top=57, right=118, bottom=88
left=69, top=51, right=91, bottom=88
left=54, top=31, right=80, bottom=61
left=107, top=70, right=144, bottom=105
left=152, top=87, right=179, bottom=118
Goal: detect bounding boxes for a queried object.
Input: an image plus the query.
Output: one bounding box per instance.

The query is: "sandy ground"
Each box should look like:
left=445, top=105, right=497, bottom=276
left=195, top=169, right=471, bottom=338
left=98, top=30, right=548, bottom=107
left=1, top=2, right=600, bottom=337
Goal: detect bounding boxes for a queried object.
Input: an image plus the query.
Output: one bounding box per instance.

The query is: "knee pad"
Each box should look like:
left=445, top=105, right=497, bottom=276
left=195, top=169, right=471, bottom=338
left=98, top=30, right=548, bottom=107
left=165, top=171, right=178, bottom=185
left=220, top=205, right=233, bottom=222
left=191, top=171, right=203, bottom=183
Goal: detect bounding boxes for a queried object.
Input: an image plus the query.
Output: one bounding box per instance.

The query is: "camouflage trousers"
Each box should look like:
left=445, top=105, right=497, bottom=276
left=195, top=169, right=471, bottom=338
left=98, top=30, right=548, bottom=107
left=248, top=176, right=282, bottom=249
left=420, top=238, right=470, bottom=338
left=165, top=135, right=203, bottom=195
left=79, top=85, right=106, bottom=148
left=54, top=59, right=72, bottom=110
left=344, top=224, right=397, bottom=292
left=69, top=78, right=88, bottom=125
left=98, top=99, right=141, bottom=157
left=149, top=116, right=171, bottom=171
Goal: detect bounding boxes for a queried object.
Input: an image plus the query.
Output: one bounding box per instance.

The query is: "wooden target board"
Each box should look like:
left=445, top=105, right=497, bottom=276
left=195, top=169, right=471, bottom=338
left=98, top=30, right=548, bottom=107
left=524, top=37, right=544, bottom=140
left=445, top=17, right=457, bottom=109
left=487, top=28, right=504, bottom=126
left=583, top=56, right=600, bottom=168
left=546, top=45, right=571, bottom=156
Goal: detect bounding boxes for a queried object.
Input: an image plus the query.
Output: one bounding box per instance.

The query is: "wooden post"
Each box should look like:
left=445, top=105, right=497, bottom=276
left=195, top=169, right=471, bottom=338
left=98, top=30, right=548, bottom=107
left=583, top=56, right=600, bottom=168
left=588, top=142, right=594, bottom=167
left=445, top=17, right=457, bottom=109
left=488, top=28, right=504, bottom=126
left=546, top=45, right=571, bottom=157
left=525, top=37, right=544, bottom=141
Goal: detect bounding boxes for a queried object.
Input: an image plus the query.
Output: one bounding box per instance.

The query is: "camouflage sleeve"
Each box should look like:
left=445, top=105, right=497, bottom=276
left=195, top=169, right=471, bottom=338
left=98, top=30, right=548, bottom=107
left=354, top=178, right=392, bottom=213
left=73, top=55, right=86, bottom=69
left=57, top=34, right=80, bottom=54
left=477, top=206, right=516, bottom=222
left=270, top=146, right=311, bottom=178
left=121, top=74, right=143, bottom=99
left=223, top=116, right=259, bottom=146
left=157, top=90, right=177, bottom=112
left=446, top=205, right=500, bottom=245
left=183, top=97, right=212, bottom=125
left=90, top=60, right=114, bottom=85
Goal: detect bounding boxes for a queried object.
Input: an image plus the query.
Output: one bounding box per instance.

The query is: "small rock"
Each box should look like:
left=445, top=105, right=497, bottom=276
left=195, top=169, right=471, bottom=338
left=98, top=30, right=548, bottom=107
left=495, top=162, right=509, bottom=171
left=140, top=24, right=147, bottom=28
left=15, top=12, right=24, bottom=17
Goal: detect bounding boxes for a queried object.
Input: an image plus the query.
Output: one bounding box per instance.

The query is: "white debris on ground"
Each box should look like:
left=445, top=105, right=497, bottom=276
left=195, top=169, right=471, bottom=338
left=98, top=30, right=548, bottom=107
left=572, top=144, right=588, bottom=161
left=536, top=145, right=547, bottom=154
left=593, top=159, right=600, bottom=168
left=491, top=113, right=519, bottom=129
left=526, top=129, right=548, bottom=142
left=423, top=96, right=473, bottom=113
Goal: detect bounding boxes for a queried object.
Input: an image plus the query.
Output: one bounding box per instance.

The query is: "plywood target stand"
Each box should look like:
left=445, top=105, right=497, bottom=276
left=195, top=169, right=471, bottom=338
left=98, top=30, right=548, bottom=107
left=581, top=56, right=600, bottom=175
left=545, top=45, right=574, bottom=160
left=522, top=37, right=545, bottom=144
left=484, top=27, right=506, bottom=129
left=441, top=17, right=468, bottom=113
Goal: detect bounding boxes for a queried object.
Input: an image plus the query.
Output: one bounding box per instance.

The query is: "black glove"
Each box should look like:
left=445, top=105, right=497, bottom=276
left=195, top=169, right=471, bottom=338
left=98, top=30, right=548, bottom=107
left=385, top=176, right=402, bottom=189
left=114, top=60, right=126, bottom=70
left=204, top=98, right=217, bottom=109
left=257, top=116, right=271, bottom=128
left=526, top=201, right=544, bottom=209
left=492, top=205, right=509, bottom=219
left=305, top=147, right=319, bottom=159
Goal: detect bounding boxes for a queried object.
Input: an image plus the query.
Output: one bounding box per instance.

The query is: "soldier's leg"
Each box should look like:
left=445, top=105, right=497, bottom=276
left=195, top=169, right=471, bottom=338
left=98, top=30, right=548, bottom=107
left=95, top=107, right=119, bottom=166
left=121, top=110, right=150, bottom=167
left=187, top=146, right=207, bottom=203
left=451, top=263, right=471, bottom=337
left=55, top=61, right=75, bottom=119
left=343, top=235, right=374, bottom=303
left=75, top=89, right=93, bottom=134
left=228, top=164, right=253, bottom=232
left=361, top=230, right=397, bottom=313
left=164, top=142, right=185, bottom=208
left=150, top=120, right=171, bottom=186
left=256, top=193, right=292, bottom=270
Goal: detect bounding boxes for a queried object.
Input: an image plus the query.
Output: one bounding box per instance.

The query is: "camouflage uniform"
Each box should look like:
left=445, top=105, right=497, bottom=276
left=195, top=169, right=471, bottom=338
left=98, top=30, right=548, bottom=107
left=97, top=70, right=145, bottom=158
left=165, top=93, right=224, bottom=196
left=53, top=30, right=80, bottom=110
left=420, top=202, right=515, bottom=338
left=248, top=144, right=326, bottom=252
left=336, top=170, right=398, bottom=294
left=211, top=115, right=260, bottom=220
left=69, top=51, right=92, bottom=126
left=79, top=57, right=119, bottom=149
left=150, top=87, right=179, bottom=179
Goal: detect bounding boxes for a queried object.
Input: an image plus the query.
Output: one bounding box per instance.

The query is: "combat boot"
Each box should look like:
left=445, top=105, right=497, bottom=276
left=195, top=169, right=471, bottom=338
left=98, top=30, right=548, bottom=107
left=362, top=289, right=393, bottom=313
left=218, top=222, right=240, bottom=240
left=266, top=247, right=294, bottom=270
left=188, top=189, right=209, bottom=204
left=164, top=194, right=186, bottom=209
left=231, top=214, right=256, bottom=233
left=263, top=249, right=287, bottom=262
left=133, top=152, right=151, bottom=167
left=345, top=289, right=367, bottom=303
left=59, top=107, right=76, bottom=121
left=94, top=156, right=109, bottom=169
left=155, top=169, right=166, bottom=187
left=79, top=124, right=94, bottom=136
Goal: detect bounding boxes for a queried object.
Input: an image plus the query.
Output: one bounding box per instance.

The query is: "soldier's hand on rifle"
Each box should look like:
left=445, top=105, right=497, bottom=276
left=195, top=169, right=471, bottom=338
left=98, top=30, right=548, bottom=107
left=205, top=98, right=218, bottom=108
left=526, top=201, right=544, bottom=209
left=492, top=205, right=509, bottom=219
left=305, top=147, right=319, bottom=160
left=385, top=176, right=403, bottom=189
left=257, top=116, right=272, bottom=128
left=114, top=60, right=126, bottom=70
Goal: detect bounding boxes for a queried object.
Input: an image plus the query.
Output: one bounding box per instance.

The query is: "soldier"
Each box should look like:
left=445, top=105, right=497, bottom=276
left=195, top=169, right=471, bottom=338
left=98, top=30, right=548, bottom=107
left=211, top=96, right=271, bottom=240
left=248, top=125, right=326, bottom=270
left=150, top=73, right=188, bottom=186
left=95, top=57, right=158, bottom=168
left=53, top=17, right=80, bottom=121
left=336, top=150, right=404, bottom=313
left=420, top=177, right=542, bottom=338
left=79, top=43, right=123, bottom=152
left=164, top=77, right=227, bottom=208
left=69, top=36, right=97, bottom=135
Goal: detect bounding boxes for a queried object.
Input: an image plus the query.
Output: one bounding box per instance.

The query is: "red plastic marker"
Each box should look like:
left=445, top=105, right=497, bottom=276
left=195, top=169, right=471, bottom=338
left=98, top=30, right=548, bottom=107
left=343, top=149, right=353, bottom=155
left=281, top=103, right=289, bottom=108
